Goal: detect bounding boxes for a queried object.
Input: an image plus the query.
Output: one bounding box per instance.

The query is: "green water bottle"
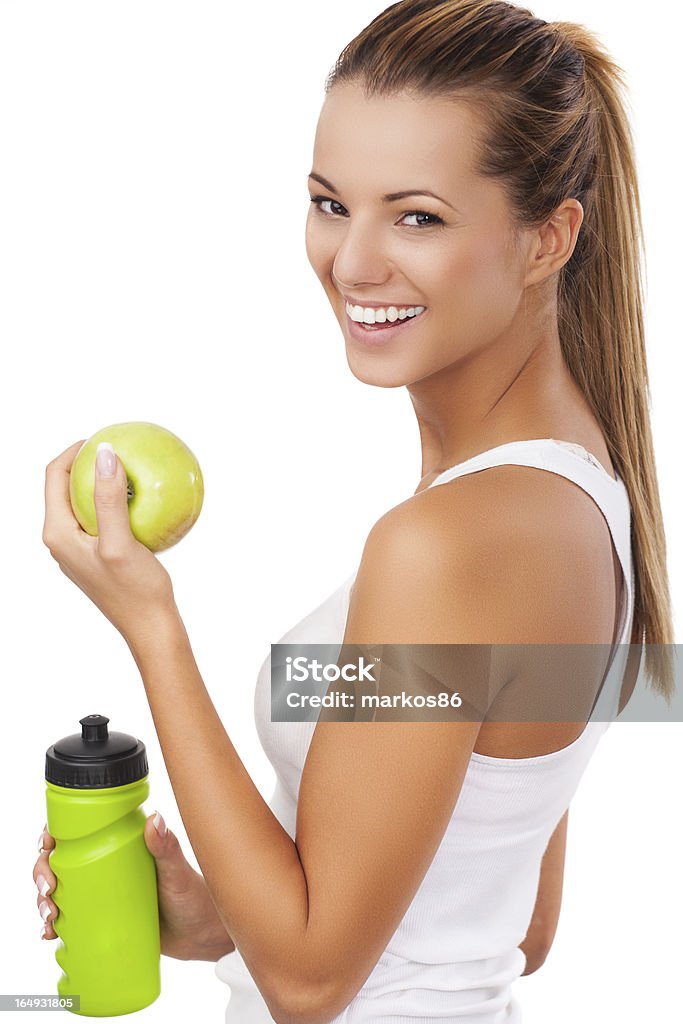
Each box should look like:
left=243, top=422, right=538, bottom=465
left=45, top=714, right=161, bottom=1016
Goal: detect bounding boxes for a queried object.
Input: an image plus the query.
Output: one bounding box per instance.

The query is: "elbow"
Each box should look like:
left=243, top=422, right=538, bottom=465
left=271, top=997, right=334, bottom=1024
left=268, top=939, right=356, bottom=1024
left=270, top=979, right=339, bottom=1024
left=276, top=969, right=357, bottom=1024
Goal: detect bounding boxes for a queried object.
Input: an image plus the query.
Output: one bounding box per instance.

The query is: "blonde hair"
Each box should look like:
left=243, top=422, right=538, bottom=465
left=326, top=0, right=674, bottom=702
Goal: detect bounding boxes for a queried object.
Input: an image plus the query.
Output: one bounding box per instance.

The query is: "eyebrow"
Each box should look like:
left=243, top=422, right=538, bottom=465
left=308, top=172, right=460, bottom=213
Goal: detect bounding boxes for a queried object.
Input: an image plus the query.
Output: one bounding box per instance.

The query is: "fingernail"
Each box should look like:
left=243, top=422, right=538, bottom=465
left=39, top=900, right=51, bottom=922
left=40, top=924, right=47, bottom=939
left=36, top=873, right=51, bottom=898
left=38, top=831, right=45, bottom=852
left=96, top=442, right=116, bottom=477
left=153, top=811, right=167, bottom=837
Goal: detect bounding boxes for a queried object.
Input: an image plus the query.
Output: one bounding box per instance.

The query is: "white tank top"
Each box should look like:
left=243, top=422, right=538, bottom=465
left=215, top=438, right=635, bottom=1023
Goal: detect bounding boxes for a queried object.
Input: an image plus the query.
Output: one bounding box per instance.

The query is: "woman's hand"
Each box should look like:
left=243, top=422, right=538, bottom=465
left=143, top=812, right=237, bottom=961
left=33, top=827, right=58, bottom=941
left=34, top=818, right=236, bottom=962
left=42, top=440, right=178, bottom=648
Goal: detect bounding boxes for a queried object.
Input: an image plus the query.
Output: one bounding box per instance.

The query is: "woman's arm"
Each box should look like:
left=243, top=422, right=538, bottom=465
left=120, top=492, right=525, bottom=1023
left=519, top=809, right=569, bottom=974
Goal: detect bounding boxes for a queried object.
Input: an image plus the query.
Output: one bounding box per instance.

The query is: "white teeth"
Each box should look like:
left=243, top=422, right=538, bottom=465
left=346, top=302, right=426, bottom=324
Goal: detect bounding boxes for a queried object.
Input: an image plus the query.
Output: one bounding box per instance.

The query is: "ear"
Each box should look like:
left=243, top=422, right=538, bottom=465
left=523, top=198, right=584, bottom=287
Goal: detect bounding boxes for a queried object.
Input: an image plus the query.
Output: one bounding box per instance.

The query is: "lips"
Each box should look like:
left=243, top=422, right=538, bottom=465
left=356, top=319, right=403, bottom=331
left=345, top=306, right=425, bottom=348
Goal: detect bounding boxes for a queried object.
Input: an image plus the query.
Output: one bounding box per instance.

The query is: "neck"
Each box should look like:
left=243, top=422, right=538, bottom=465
left=408, top=322, right=589, bottom=483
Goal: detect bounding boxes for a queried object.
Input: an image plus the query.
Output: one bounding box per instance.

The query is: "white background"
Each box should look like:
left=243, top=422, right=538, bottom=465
left=0, top=0, right=679, bottom=1021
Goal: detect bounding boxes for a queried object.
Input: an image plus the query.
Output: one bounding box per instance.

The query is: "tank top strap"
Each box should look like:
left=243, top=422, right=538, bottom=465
left=425, top=438, right=634, bottom=651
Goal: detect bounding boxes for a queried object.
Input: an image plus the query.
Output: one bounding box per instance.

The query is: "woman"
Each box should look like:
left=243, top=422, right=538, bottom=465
left=33, top=1, right=673, bottom=1021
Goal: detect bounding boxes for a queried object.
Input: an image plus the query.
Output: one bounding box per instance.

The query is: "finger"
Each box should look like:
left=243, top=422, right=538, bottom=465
left=33, top=852, right=56, bottom=898
left=40, top=910, right=58, bottom=940
left=37, top=895, right=59, bottom=935
left=93, top=443, right=135, bottom=556
left=43, top=440, right=87, bottom=545
left=38, top=825, right=55, bottom=852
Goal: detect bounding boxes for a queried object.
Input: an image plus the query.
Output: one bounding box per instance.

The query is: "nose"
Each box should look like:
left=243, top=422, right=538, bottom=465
left=332, top=218, right=392, bottom=294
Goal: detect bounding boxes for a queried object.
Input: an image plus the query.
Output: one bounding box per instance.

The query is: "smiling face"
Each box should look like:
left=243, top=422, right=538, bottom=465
left=305, top=82, right=533, bottom=388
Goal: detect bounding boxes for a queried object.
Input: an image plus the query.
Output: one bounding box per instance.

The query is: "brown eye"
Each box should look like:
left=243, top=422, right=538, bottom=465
left=401, top=211, right=444, bottom=228
left=309, top=196, right=347, bottom=217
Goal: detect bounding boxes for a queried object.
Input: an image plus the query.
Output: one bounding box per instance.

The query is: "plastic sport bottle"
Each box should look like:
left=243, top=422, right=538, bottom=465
left=45, top=714, right=161, bottom=1016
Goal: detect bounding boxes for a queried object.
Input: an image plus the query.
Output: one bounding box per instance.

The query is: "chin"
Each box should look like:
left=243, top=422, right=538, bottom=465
left=344, top=347, right=421, bottom=390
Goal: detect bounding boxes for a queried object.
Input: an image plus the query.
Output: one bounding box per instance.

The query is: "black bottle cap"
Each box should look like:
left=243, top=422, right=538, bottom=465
left=45, top=715, right=148, bottom=789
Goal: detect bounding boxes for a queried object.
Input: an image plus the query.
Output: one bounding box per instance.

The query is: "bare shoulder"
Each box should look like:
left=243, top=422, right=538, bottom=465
left=355, top=463, right=616, bottom=644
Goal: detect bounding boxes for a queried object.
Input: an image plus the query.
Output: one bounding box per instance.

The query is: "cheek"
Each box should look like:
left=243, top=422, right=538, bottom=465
left=437, top=235, right=522, bottom=327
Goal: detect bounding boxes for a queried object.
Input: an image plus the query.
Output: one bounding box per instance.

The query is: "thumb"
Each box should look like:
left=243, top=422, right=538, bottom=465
left=144, top=810, right=171, bottom=858
left=144, top=812, right=192, bottom=884
left=93, top=442, right=134, bottom=553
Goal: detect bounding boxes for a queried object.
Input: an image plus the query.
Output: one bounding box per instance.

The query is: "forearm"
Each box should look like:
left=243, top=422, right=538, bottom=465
left=127, top=609, right=313, bottom=1014
left=518, top=809, right=569, bottom=974
left=518, top=934, right=547, bottom=976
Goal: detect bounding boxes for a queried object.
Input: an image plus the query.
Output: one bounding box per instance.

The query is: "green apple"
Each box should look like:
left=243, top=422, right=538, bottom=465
left=69, top=421, right=204, bottom=552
